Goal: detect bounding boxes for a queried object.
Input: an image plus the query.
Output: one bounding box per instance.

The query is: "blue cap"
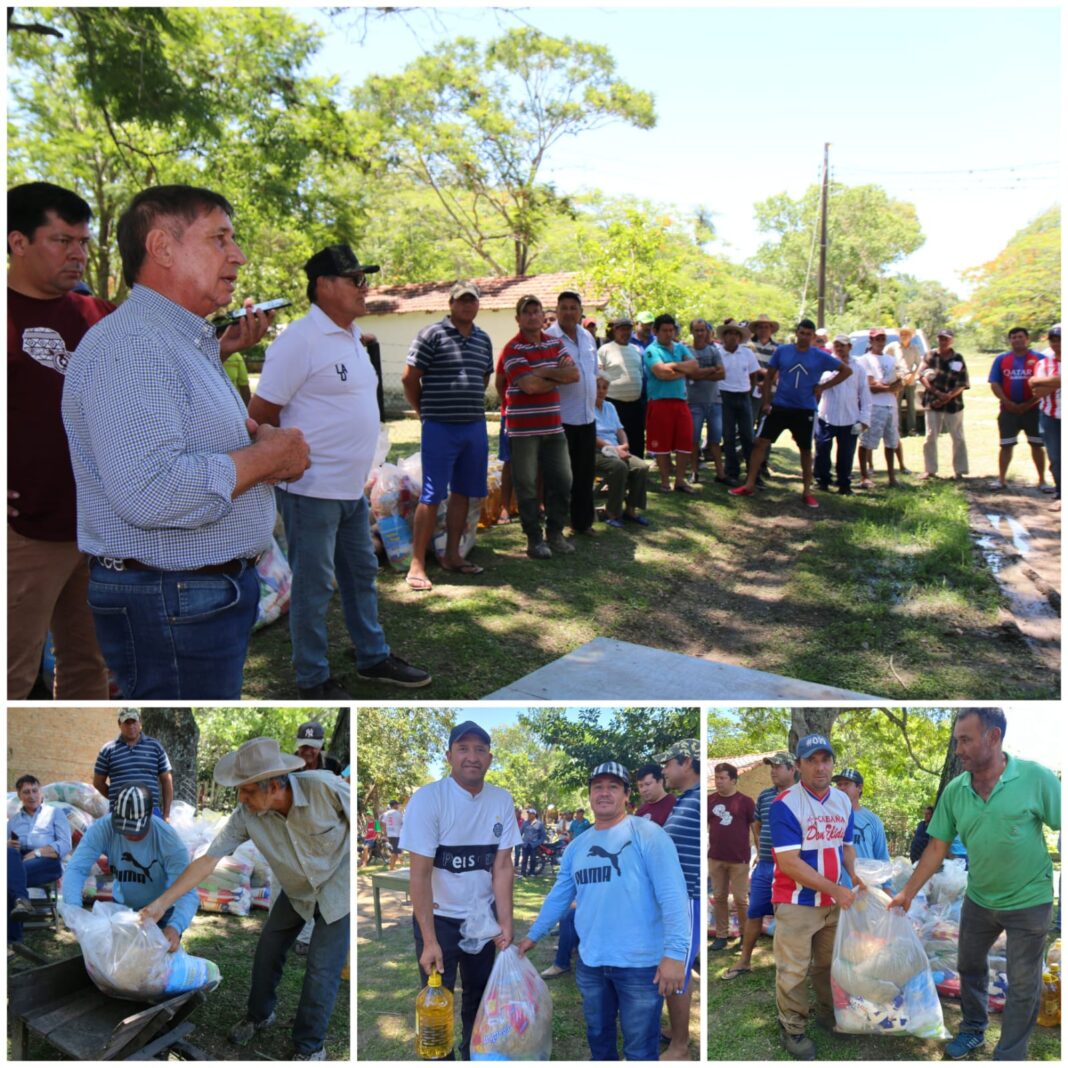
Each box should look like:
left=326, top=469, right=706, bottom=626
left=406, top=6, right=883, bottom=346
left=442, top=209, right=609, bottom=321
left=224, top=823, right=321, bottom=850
left=795, top=733, right=835, bottom=761
left=448, top=720, right=491, bottom=748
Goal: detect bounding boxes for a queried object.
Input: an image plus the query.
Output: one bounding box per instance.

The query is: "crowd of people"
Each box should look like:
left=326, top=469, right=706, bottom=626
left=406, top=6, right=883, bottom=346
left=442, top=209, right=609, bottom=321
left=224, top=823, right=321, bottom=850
left=8, top=177, right=1061, bottom=700
left=380, top=721, right=702, bottom=1060
left=708, top=709, right=1060, bottom=1061
left=7, top=712, right=350, bottom=1061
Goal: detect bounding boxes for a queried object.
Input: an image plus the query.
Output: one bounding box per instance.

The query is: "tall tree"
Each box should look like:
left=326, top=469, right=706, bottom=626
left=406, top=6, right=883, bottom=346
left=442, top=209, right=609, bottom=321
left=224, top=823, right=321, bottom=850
left=751, top=182, right=924, bottom=320
left=355, top=28, right=655, bottom=275
left=484, top=725, right=581, bottom=814
left=787, top=708, right=841, bottom=753
left=956, top=206, right=1060, bottom=349
left=139, top=709, right=199, bottom=806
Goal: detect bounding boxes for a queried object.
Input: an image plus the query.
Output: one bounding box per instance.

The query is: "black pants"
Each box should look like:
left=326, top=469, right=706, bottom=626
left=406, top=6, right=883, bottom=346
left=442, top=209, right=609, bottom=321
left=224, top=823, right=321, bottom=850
left=414, top=913, right=496, bottom=1060
left=612, top=397, right=646, bottom=458
left=563, top=421, right=597, bottom=533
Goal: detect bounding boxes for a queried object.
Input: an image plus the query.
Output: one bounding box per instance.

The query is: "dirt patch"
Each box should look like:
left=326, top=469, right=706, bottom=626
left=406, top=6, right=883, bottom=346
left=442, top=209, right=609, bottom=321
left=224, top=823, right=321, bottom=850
left=965, top=482, right=1060, bottom=674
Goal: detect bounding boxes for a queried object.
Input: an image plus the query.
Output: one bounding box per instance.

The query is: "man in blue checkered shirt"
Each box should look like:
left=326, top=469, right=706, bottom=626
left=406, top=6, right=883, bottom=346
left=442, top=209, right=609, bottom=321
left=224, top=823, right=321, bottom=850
left=62, top=184, right=310, bottom=699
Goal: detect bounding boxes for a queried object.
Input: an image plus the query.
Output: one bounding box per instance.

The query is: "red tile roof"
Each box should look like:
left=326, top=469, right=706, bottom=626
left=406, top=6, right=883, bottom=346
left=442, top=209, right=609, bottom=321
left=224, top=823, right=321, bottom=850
left=365, top=271, right=607, bottom=316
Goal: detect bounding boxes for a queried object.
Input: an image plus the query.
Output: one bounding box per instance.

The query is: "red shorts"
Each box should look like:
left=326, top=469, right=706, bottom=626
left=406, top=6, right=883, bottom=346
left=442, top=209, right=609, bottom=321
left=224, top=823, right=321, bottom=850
left=646, top=398, right=694, bottom=455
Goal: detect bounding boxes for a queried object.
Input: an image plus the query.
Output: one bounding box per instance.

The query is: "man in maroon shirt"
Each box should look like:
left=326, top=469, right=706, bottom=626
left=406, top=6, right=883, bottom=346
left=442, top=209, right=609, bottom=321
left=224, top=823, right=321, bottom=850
left=634, top=762, right=676, bottom=826
left=7, top=181, right=272, bottom=699
left=708, top=761, right=756, bottom=950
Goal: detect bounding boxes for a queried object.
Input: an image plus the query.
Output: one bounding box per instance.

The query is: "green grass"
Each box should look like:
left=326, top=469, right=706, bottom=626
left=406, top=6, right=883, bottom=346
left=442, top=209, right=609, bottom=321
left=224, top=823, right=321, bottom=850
left=8, top=908, right=349, bottom=1060
left=707, top=929, right=1062, bottom=1060
left=356, top=862, right=699, bottom=1060
left=242, top=393, right=1057, bottom=700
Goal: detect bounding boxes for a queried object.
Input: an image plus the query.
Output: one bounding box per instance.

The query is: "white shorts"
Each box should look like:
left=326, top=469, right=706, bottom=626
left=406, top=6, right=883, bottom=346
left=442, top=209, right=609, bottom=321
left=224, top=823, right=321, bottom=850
left=861, top=405, right=900, bottom=449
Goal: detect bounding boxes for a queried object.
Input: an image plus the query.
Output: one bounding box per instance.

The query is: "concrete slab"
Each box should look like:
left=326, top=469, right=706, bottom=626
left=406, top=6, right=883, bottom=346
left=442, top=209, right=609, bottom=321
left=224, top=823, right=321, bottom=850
left=485, top=637, right=880, bottom=700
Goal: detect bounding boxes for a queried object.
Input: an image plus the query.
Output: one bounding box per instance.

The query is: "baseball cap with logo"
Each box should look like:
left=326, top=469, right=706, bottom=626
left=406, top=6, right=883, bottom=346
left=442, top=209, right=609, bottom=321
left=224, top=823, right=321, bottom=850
left=763, top=751, right=796, bottom=767
left=589, top=761, right=631, bottom=787
left=832, top=767, right=864, bottom=786
left=869, top=328, right=887, bottom=338
left=112, top=783, right=153, bottom=836
left=119, top=710, right=141, bottom=722
left=654, top=739, right=700, bottom=764
left=296, top=721, right=325, bottom=750
left=450, top=281, right=481, bottom=301
left=304, top=244, right=379, bottom=281
left=795, top=733, right=836, bottom=761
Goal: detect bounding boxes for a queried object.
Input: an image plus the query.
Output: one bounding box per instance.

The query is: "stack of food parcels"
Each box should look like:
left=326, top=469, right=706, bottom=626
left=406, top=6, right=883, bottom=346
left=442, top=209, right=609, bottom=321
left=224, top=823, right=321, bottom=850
left=912, top=858, right=1008, bottom=1011
left=61, top=901, right=221, bottom=1002
left=471, top=946, right=553, bottom=1060
left=830, top=858, right=950, bottom=1039
left=478, top=458, right=516, bottom=528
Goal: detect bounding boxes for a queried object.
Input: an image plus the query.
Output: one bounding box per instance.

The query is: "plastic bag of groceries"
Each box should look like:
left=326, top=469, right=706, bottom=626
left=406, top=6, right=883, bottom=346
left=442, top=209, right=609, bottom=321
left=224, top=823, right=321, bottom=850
left=7, top=792, right=19, bottom=819
left=48, top=800, right=94, bottom=847
left=197, top=853, right=253, bottom=916
left=831, top=884, right=950, bottom=1039
left=43, top=781, right=108, bottom=818
left=927, top=859, right=967, bottom=905
left=253, top=535, right=292, bottom=631
left=61, top=901, right=221, bottom=1002
left=432, top=497, right=481, bottom=561
left=459, top=896, right=502, bottom=954
left=471, top=946, right=552, bottom=1060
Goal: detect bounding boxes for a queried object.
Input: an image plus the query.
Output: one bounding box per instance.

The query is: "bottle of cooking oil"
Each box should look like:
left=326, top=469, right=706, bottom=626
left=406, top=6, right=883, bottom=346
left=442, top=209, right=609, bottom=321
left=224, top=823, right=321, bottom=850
left=1037, top=970, right=1060, bottom=1027
left=1047, top=938, right=1061, bottom=969
left=416, top=971, right=453, bottom=1059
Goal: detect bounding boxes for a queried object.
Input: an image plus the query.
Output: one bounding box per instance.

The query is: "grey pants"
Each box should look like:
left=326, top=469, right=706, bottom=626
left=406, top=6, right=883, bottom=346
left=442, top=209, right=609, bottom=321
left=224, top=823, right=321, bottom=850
left=957, top=895, right=1052, bottom=1060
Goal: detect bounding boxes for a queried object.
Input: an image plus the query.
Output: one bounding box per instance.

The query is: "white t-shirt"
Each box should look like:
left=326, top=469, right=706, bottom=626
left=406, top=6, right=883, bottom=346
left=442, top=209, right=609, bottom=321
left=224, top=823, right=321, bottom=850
left=399, top=776, right=522, bottom=919
left=255, top=303, right=380, bottom=499
left=719, top=345, right=760, bottom=392
left=382, top=807, right=404, bottom=837
left=856, top=352, right=906, bottom=409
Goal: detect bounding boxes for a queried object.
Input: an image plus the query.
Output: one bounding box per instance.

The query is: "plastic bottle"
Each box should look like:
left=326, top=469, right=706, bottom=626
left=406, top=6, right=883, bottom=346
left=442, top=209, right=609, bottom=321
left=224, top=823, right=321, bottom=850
left=1047, top=938, right=1061, bottom=969
left=416, top=971, right=454, bottom=1059
left=1037, top=971, right=1060, bottom=1027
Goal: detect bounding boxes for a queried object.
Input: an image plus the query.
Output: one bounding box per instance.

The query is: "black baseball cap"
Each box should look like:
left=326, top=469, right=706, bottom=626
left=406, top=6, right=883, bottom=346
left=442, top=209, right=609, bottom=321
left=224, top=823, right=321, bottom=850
left=304, top=244, right=379, bottom=281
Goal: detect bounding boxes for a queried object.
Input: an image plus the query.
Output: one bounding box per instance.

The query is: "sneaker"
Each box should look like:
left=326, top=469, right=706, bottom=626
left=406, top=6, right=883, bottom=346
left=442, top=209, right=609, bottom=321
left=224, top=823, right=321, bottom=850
left=816, top=482, right=830, bottom=492
left=946, top=1031, right=985, bottom=1059
left=779, top=1026, right=816, bottom=1060
left=622, top=513, right=651, bottom=527
left=1040, top=482, right=1056, bottom=494
left=802, top=494, right=819, bottom=509
left=527, top=540, right=552, bottom=560
left=540, top=964, right=569, bottom=979
left=356, top=654, right=432, bottom=689
left=709, top=937, right=730, bottom=951
left=987, top=480, right=1006, bottom=491
left=229, top=1012, right=277, bottom=1046
left=728, top=485, right=754, bottom=497
left=605, top=517, right=625, bottom=529
left=297, top=677, right=351, bottom=699
left=547, top=532, right=575, bottom=555
left=837, top=486, right=854, bottom=496
left=293, top=1049, right=327, bottom=1061
left=10, top=897, right=35, bottom=918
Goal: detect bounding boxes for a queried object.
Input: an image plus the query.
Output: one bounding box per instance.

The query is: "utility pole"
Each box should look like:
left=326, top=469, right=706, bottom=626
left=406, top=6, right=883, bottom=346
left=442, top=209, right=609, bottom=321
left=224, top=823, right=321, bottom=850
left=817, top=142, right=830, bottom=328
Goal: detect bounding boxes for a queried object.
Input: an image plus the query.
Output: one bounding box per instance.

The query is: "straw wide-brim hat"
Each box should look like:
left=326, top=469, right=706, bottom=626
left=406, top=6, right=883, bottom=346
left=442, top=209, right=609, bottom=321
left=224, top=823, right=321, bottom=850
left=717, top=321, right=752, bottom=343
left=748, top=314, right=780, bottom=334
left=214, top=737, right=305, bottom=788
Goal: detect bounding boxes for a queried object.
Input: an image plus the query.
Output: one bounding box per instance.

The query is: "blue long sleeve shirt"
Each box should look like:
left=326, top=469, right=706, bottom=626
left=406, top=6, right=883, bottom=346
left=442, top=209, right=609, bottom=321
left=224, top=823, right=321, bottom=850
left=61, top=814, right=199, bottom=935
left=8, top=804, right=72, bottom=857
left=527, top=815, right=690, bottom=966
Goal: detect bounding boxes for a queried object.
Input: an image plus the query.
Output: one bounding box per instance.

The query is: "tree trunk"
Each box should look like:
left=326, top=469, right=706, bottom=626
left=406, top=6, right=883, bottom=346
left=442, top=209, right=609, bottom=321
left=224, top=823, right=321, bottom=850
left=935, top=712, right=968, bottom=805
left=328, top=709, right=350, bottom=770
left=788, top=708, right=842, bottom=754
left=138, top=709, right=199, bottom=807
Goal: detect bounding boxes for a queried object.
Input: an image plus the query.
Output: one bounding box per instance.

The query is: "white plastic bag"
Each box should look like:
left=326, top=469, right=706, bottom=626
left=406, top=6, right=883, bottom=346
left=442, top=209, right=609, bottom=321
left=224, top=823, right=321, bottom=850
left=831, top=887, right=949, bottom=1039
left=43, top=781, right=108, bottom=818
left=471, top=946, right=553, bottom=1060
left=459, top=896, right=502, bottom=954
left=61, top=901, right=221, bottom=1002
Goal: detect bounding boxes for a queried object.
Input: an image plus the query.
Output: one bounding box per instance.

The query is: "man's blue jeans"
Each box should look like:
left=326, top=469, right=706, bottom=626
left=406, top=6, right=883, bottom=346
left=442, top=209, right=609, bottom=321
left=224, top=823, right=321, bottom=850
left=575, top=958, right=663, bottom=1061
left=87, top=559, right=259, bottom=698
left=247, top=890, right=349, bottom=1056
left=277, top=490, right=389, bottom=687
left=814, top=419, right=859, bottom=488
left=720, top=390, right=754, bottom=480
left=957, top=896, right=1052, bottom=1061
left=1040, top=412, right=1060, bottom=496
left=554, top=908, right=578, bottom=969
left=8, top=847, right=62, bottom=942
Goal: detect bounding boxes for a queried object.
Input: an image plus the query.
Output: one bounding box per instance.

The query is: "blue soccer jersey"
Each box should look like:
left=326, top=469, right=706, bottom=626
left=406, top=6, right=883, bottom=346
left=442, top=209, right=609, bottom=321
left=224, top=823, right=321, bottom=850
left=770, top=782, right=854, bottom=906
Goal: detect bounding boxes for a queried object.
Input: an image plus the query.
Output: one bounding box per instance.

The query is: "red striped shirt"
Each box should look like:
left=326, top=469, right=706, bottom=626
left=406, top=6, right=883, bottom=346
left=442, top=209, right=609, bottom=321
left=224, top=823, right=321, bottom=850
left=502, top=332, right=566, bottom=436
left=1035, top=354, right=1060, bottom=419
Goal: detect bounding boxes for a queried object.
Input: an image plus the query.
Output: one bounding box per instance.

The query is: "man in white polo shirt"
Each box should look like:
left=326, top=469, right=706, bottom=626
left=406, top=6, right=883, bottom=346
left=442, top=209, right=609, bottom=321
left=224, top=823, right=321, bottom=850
left=400, top=721, right=521, bottom=1060
left=248, top=244, right=430, bottom=698
left=716, top=322, right=762, bottom=487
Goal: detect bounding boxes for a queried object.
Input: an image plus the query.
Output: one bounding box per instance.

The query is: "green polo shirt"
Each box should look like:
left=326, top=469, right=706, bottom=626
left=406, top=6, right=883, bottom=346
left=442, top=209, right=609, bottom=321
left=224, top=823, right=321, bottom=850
left=928, top=754, right=1060, bottom=911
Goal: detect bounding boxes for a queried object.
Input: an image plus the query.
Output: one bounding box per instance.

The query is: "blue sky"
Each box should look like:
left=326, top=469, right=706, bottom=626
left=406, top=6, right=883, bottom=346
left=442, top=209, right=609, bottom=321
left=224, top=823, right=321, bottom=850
left=299, top=4, right=1060, bottom=297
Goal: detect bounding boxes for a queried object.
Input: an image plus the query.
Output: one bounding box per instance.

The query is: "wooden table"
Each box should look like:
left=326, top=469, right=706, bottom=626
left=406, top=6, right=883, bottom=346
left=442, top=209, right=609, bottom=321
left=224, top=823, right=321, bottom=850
left=485, top=636, right=880, bottom=700
left=370, top=868, right=411, bottom=938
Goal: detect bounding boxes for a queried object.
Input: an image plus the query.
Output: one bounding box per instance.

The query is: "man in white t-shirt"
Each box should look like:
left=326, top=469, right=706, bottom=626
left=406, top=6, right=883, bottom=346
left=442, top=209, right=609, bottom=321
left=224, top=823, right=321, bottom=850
left=249, top=244, right=430, bottom=699
left=382, top=799, right=405, bottom=871
left=400, top=721, right=522, bottom=1059
left=855, top=329, right=908, bottom=489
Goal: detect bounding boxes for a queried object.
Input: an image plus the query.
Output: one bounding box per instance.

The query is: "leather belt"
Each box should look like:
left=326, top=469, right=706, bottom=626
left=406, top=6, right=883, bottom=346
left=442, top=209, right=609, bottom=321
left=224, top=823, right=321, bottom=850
left=93, top=556, right=255, bottom=575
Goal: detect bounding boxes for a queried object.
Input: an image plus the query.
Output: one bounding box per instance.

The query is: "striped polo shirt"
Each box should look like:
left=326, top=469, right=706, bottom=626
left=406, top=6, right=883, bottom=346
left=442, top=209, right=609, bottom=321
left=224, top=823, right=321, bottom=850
left=405, top=317, right=494, bottom=423
left=502, top=332, right=566, bottom=437
left=1035, top=354, right=1060, bottom=419
left=663, top=783, right=702, bottom=899
left=94, top=733, right=172, bottom=810
left=770, top=781, right=854, bottom=906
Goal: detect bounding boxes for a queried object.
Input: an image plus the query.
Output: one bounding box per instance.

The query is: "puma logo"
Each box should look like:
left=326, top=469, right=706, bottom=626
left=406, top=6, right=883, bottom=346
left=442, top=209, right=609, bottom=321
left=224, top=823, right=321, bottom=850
left=120, top=852, right=161, bottom=883
left=586, top=841, right=631, bottom=877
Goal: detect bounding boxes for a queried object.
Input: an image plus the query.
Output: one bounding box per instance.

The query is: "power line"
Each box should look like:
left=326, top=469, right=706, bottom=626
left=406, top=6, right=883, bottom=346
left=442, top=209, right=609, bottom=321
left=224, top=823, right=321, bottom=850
left=834, top=161, right=1058, bottom=177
